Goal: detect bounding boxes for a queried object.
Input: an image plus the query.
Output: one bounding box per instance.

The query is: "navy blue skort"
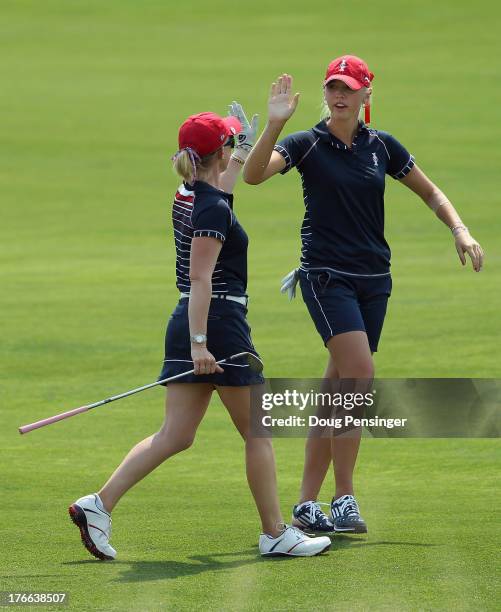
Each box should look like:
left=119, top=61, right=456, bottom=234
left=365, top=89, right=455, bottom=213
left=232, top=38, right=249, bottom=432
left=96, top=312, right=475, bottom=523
left=157, top=297, right=264, bottom=386
left=299, top=269, right=392, bottom=352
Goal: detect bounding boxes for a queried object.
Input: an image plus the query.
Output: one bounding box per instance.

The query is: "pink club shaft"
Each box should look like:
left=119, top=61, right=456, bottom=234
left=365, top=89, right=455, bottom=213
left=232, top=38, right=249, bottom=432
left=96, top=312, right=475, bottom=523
left=18, top=351, right=260, bottom=434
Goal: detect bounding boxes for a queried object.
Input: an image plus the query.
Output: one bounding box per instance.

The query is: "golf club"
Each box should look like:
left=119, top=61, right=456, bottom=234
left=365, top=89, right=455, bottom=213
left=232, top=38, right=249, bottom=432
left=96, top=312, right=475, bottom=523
left=19, top=351, right=263, bottom=435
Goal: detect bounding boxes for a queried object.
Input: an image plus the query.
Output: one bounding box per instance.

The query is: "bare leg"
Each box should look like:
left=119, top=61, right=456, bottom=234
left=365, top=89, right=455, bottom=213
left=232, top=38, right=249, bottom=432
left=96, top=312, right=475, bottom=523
left=326, top=332, right=374, bottom=499
left=98, top=383, right=213, bottom=512
left=298, top=357, right=339, bottom=503
left=216, top=385, right=283, bottom=537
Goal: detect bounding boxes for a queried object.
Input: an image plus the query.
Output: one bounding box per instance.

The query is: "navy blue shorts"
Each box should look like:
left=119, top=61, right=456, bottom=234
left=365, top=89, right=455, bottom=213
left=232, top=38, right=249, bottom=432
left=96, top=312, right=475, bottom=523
left=157, top=298, right=264, bottom=386
left=299, top=269, right=392, bottom=352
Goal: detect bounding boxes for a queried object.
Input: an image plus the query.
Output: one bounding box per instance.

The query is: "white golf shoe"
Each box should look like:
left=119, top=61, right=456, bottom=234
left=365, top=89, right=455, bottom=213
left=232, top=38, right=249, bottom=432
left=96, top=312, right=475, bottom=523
left=259, top=525, right=331, bottom=557
left=69, top=493, right=116, bottom=560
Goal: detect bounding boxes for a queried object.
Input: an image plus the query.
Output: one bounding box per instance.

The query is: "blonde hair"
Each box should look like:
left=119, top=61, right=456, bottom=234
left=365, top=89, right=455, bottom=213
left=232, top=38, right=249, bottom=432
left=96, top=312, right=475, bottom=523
left=172, top=148, right=219, bottom=184
left=320, top=99, right=330, bottom=121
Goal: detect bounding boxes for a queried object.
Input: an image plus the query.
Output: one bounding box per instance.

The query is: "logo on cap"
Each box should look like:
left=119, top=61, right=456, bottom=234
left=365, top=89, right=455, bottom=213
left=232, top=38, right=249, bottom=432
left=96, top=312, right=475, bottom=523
left=324, top=55, right=374, bottom=91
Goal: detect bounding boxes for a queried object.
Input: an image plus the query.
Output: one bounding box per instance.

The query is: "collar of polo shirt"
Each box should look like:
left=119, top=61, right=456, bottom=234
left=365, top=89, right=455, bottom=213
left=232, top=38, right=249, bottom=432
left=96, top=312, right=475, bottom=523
left=313, top=120, right=369, bottom=150
left=191, top=180, right=233, bottom=198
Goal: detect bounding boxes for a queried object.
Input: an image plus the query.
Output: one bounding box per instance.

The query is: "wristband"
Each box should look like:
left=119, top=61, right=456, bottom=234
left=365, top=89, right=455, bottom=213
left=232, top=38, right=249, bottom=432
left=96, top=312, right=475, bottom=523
left=230, top=153, right=246, bottom=165
left=451, top=225, right=468, bottom=237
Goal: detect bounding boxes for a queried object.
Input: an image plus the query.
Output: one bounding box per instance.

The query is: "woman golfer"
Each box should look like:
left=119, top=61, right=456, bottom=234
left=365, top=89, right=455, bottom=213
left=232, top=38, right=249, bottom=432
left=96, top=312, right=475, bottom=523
left=69, top=106, right=331, bottom=559
left=243, top=56, right=484, bottom=534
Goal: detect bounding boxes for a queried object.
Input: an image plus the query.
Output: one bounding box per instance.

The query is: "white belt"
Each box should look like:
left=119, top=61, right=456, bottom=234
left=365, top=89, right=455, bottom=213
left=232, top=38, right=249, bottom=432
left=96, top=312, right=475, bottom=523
left=180, top=292, right=248, bottom=306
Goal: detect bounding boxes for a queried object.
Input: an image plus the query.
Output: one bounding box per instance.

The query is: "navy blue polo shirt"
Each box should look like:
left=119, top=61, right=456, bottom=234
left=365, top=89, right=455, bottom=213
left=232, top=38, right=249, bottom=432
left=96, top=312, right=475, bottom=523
left=274, top=121, right=415, bottom=276
left=172, top=180, right=248, bottom=296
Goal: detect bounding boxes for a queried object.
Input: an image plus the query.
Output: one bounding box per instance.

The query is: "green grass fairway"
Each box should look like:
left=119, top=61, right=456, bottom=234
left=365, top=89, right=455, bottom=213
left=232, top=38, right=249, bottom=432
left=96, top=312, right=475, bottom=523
left=2, top=1, right=500, bottom=610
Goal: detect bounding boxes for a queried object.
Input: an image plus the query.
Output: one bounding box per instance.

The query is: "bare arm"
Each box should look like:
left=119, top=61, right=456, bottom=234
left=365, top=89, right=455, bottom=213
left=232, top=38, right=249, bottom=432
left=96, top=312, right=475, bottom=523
left=219, top=101, right=260, bottom=192
left=189, top=237, right=224, bottom=374
left=243, top=125, right=287, bottom=184
left=218, top=157, right=244, bottom=193
left=243, top=74, right=299, bottom=184
left=400, top=165, right=484, bottom=272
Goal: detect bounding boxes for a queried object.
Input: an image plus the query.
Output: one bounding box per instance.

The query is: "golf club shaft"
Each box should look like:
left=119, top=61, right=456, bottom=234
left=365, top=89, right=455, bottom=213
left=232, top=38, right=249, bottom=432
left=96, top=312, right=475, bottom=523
left=18, top=352, right=250, bottom=435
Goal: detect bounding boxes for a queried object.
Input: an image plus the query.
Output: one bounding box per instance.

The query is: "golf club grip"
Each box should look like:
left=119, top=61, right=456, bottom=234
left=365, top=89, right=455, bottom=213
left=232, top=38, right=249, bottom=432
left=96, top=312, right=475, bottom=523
left=18, top=405, right=91, bottom=434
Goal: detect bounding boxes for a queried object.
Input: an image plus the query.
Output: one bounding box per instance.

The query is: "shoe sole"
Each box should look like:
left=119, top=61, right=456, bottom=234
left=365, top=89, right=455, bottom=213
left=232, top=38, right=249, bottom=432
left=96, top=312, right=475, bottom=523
left=68, top=504, right=114, bottom=561
left=333, top=525, right=368, bottom=534
left=292, top=523, right=336, bottom=536
left=261, top=542, right=331, bottom=557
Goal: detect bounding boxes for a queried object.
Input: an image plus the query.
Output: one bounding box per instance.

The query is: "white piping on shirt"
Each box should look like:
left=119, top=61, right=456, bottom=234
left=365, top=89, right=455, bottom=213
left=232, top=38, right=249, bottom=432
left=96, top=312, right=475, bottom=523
left=307, top=272, right=334, bottom=337
left=174, top=200, right=193, bottom=211
left=175, top=219, right=194, bottom=230
left=297, top=137, right=320, bottom=167
left=174, top=231, right=192, bottom=244
left=163, top=359, right=249, bottom=368
left=393, top=154, right=415, bottom=179
left=174, top=228, right=191, bottom=238
left=193, top=230, right=226, bottom=241
left=301, top=265, right=391, bottom=278
left=374, top=134, right=391, bottom=160
left=173, top=208, right=192, bottom=219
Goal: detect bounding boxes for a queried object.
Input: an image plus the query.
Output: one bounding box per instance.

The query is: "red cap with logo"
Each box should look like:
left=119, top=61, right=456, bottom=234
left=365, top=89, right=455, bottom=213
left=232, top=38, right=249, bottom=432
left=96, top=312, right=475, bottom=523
left=177, top=112, right=242, bottom=157
left=324, top=55, right=374, bottom=91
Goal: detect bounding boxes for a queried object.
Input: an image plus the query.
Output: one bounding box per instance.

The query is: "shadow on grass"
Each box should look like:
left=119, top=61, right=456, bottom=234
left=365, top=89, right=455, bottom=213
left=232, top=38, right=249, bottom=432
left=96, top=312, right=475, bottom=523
left=332, top=535, right=441, bottom=549
left=62, top=547, right=330, bottom=582
left=61, top=539, right=439, bottom=582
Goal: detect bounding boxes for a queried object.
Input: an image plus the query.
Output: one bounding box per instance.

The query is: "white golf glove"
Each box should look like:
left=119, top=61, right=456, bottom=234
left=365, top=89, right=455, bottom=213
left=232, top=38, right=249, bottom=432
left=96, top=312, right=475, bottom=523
left=228, top=101, right=259, bottom=162
left=280, top=268, right=300, bottom=301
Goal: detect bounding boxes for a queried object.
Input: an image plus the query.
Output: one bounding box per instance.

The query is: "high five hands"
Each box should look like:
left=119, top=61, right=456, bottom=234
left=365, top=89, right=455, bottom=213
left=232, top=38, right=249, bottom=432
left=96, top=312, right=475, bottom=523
left=268, top=74, right=300, bottom=123
left=228, top=101, right=259, bottom=151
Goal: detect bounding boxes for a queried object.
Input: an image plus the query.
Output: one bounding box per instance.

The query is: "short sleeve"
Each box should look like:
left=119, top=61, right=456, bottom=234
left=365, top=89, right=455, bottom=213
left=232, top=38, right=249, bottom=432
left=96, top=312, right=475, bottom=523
left=192, top=199, right=231, bottom=243
left=378, top=132, right=415, bottom=180
left=274, top=131, right=312, bottom=175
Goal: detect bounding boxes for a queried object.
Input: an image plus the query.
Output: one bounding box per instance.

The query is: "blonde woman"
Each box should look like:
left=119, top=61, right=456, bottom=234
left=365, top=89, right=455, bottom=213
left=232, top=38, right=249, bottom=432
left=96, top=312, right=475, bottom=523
left=244, top=56, right=484, bottom=534
left=68, top=107, right=331, bottom=559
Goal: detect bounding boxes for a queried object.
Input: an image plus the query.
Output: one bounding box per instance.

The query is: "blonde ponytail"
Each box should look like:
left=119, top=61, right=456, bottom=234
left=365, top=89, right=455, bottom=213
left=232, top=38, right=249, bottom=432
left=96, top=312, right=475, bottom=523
left=172, top=147, right=220, bottom=184
left=172, top=148, right=199, bottom=184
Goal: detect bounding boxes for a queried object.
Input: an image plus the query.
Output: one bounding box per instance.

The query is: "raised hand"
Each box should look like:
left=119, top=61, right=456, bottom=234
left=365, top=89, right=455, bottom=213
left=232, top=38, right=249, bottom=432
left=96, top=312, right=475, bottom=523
left=228, top=101, right=259, bottom=152
left=268, top=74, right=300, bottom=123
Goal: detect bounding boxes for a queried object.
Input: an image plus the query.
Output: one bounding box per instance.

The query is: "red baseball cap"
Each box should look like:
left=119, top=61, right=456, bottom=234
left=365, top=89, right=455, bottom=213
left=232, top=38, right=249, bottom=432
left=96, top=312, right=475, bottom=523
left=324, top=55, right=374, bottom=90
left=178, top=112, right=242, bottom=157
